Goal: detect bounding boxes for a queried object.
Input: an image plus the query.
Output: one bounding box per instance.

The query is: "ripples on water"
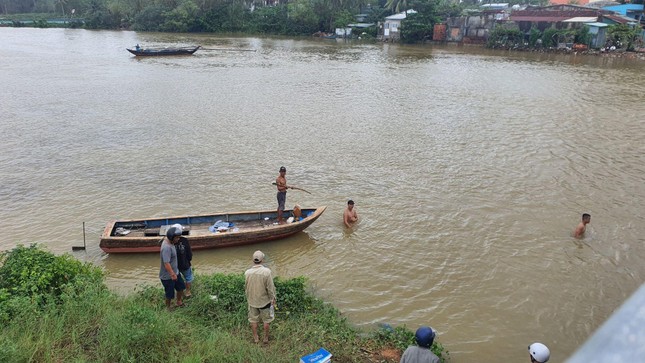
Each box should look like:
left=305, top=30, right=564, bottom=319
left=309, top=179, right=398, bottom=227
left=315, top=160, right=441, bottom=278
left=1, top=28, right=644, bottom=362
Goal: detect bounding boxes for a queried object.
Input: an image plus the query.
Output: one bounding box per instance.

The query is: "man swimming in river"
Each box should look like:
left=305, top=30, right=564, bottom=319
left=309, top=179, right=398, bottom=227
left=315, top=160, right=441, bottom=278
left=343, top=200, right=358, bottom=228
left=574, top=213, right=591, bottom=238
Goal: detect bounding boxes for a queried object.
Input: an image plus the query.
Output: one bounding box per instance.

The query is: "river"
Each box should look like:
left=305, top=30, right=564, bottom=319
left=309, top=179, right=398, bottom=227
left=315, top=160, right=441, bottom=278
left=1, top=27, right=644, bottom=362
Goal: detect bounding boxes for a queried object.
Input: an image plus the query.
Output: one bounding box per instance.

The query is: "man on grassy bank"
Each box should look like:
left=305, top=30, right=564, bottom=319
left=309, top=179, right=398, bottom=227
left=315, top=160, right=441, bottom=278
left=172, top=224, right=193, bottom=298
left=400, top=326, right=440, bottom=363
left=160, top=226, right=185, bottom=310
left=244, top=250, right=276, bottom=344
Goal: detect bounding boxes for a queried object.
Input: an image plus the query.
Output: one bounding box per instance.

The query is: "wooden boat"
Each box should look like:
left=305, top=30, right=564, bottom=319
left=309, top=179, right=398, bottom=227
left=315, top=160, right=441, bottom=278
left=99, top=206, right=326, bottom=253
left=126, top=45, right=201, bottom=56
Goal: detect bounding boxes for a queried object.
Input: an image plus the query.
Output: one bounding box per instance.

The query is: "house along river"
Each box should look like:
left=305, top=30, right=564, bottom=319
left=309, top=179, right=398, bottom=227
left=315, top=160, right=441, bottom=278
left=1, top=27, right=644, bottom=362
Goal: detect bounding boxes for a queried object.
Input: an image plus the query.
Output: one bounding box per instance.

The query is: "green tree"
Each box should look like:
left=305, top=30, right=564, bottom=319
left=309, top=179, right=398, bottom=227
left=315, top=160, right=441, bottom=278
left=249, top=4, right=288, bottom=34
left=435, top=0, right=462, bottom=19
left=607, top=23, right=641, bottom=50
left=486, top=26, right=524, bottom=48
left=400, top=0, right=441, bottom=43
left=385, top=0, right=407, bottom=13
left=287, top=0, right=319, bottom=34
left=528, top=27, right=541, bottom=47
left=574, top=25, right=590, bottom=45
left=333, top=9, right=353, bottom=27
left=133, top=4, right=167, bottom=31
left=542, top=27, right=559, bottom=48
left=160, top=0, right=199, bottom=31
left=55, top=0, right=67, bottom=14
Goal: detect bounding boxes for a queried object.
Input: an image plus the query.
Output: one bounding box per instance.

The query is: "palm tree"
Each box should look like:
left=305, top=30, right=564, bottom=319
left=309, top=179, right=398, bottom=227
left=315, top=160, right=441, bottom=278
left=55, top=0, right=67, bottom=15
left=386, top=0, right=407, bottom=13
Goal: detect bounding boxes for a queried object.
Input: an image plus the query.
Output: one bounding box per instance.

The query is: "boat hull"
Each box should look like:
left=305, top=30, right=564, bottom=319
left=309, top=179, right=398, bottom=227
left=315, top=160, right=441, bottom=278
left=126, top=46, right=200, bottom=56
left=99, top=206, right=326, bottom=253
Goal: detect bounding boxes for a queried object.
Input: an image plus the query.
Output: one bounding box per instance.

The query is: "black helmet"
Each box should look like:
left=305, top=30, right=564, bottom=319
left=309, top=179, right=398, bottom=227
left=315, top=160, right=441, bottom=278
left=415, top=326, right=435, bottom=348
left=166, top=226, right=182, bottom=240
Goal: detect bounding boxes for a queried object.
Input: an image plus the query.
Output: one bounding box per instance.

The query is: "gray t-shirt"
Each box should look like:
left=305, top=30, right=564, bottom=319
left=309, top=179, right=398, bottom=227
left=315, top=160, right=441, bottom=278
left=400, top=346, right=440, bottom=363
left=159, top=240, right=178, bottom=280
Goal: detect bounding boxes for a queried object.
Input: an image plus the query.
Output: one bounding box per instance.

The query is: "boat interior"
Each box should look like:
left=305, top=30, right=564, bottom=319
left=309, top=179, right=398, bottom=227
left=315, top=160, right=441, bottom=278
left=110, top=208, right=315, bottom=238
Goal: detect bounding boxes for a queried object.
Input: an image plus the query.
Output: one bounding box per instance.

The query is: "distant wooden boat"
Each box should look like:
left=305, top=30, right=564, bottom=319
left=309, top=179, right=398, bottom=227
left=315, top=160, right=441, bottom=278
left=126, top=45, right=201, bottom=56
left=99, top=206, right=326, bottom=253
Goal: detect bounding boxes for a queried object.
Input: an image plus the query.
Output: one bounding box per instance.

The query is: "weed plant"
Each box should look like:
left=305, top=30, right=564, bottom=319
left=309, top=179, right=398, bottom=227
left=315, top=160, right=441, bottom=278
left=0, top=245, right=448, bottom=362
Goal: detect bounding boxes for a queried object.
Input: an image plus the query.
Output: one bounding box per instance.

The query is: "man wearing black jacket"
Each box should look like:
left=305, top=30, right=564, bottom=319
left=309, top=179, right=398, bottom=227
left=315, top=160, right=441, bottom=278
left=172, top=224, right=194, bottom=298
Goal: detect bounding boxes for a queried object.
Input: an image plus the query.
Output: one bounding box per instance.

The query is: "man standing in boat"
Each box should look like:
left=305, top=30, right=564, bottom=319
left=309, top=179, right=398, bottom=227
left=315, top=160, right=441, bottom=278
left=275, top=166, right=290, bottom=224
left=159, top=226, right=186, bottom=310
left=245, top=250, right=276, bottom=344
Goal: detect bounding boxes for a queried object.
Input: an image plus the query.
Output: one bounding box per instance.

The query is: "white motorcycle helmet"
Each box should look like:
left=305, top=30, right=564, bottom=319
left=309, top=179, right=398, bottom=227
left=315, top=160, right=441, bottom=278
left=528, top=342, right=550, bottom=363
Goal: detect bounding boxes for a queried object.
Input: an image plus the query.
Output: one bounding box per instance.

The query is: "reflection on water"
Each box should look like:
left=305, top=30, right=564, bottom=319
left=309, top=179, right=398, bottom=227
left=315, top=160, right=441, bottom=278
left=1, top=28, right=644, bottom=362
left=103, top=231, right=318, bottom=294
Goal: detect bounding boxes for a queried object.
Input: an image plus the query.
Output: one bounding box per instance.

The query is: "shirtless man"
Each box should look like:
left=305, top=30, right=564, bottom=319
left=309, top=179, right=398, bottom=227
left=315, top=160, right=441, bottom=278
left=574, top=213, right=591, bottom=238
left=275, top=166, right=289, bottom=224
left=343, top=200, right=358, bottom=228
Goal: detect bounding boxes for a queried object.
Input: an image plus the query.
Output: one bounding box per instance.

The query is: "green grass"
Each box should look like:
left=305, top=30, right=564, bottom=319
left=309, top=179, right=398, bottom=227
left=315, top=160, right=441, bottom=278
left=0, top=245, right=449, bottom=362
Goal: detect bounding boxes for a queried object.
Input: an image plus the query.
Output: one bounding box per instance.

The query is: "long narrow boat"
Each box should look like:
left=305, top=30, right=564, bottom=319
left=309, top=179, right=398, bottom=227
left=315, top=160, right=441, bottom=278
left=126, top=45, right=201, bottom=56
left=99, top=206, right=326, bottom=254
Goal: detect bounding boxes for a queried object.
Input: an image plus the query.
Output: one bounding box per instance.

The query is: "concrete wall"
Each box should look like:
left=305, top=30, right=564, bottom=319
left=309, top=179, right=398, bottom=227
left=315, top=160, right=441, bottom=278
left=444, top=14, right=500, bottom=43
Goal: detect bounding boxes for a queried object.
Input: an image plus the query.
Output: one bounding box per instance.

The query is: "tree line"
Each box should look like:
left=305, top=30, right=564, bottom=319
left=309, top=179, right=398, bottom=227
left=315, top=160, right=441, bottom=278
left=1, top=0, right=468, bottom=40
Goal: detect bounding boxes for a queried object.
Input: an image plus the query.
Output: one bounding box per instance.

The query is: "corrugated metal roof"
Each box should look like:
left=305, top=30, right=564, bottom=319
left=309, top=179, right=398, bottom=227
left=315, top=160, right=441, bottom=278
left=603, top=14, right=638, bottom=24
left=385, top=9, right=417, bottom=20
left=601, top=4, right=644, bottom=15
left=347, top=23, right=375, bottom=28
left=563, top=16, right=598, bottom=22
left=510, top=15, right=572, bottom=21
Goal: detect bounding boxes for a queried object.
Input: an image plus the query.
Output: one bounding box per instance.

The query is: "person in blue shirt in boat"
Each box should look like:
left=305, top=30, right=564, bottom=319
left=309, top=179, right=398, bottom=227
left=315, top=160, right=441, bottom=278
left=400, top=326, right=440, bottom=363
left=159, top=226, right=186, bottom=310
left=135, top=44, right=141, bottom=51
left=172, top=224, right=193, bottom=298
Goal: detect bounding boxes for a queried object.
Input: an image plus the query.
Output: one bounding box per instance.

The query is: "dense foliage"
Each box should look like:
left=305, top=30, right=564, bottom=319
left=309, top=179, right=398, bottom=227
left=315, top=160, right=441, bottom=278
left=487, top=25, right=598, bottom=50
left=0, top=0, right=467, bottom=40
left=0, top=244, right=103, bottom=303
left=607, top=23, right=643, bottom=51
left=0, top=245, right=449, bottom=362
left=0, top=0, right=381, bottom=34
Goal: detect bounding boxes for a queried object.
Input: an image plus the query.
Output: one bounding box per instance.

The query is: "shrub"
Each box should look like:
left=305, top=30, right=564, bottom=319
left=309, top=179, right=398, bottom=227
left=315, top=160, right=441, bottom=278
left=529, top=27, right=541, bottom=47
left=542, top=28, right=559, bottom=48
left=0, top=244, right=103, bottom=301
left=487, top=26, right=524, bottom=48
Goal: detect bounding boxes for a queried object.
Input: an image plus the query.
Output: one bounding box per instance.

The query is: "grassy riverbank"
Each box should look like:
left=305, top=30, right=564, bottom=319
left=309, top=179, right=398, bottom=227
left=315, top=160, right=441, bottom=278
left=0, top=245, right=448, bottom=362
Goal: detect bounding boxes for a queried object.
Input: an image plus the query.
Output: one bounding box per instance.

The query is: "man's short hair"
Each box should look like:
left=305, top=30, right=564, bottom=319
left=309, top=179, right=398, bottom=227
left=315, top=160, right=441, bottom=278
left=582, top=213, right=591, bottom=219
left=347, top=200, right=354, bottom=205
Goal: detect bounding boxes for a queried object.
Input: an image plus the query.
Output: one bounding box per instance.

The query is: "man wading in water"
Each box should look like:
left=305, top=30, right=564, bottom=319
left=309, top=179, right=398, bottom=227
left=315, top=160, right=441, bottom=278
left=574, top=213, right=591, bottom=238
